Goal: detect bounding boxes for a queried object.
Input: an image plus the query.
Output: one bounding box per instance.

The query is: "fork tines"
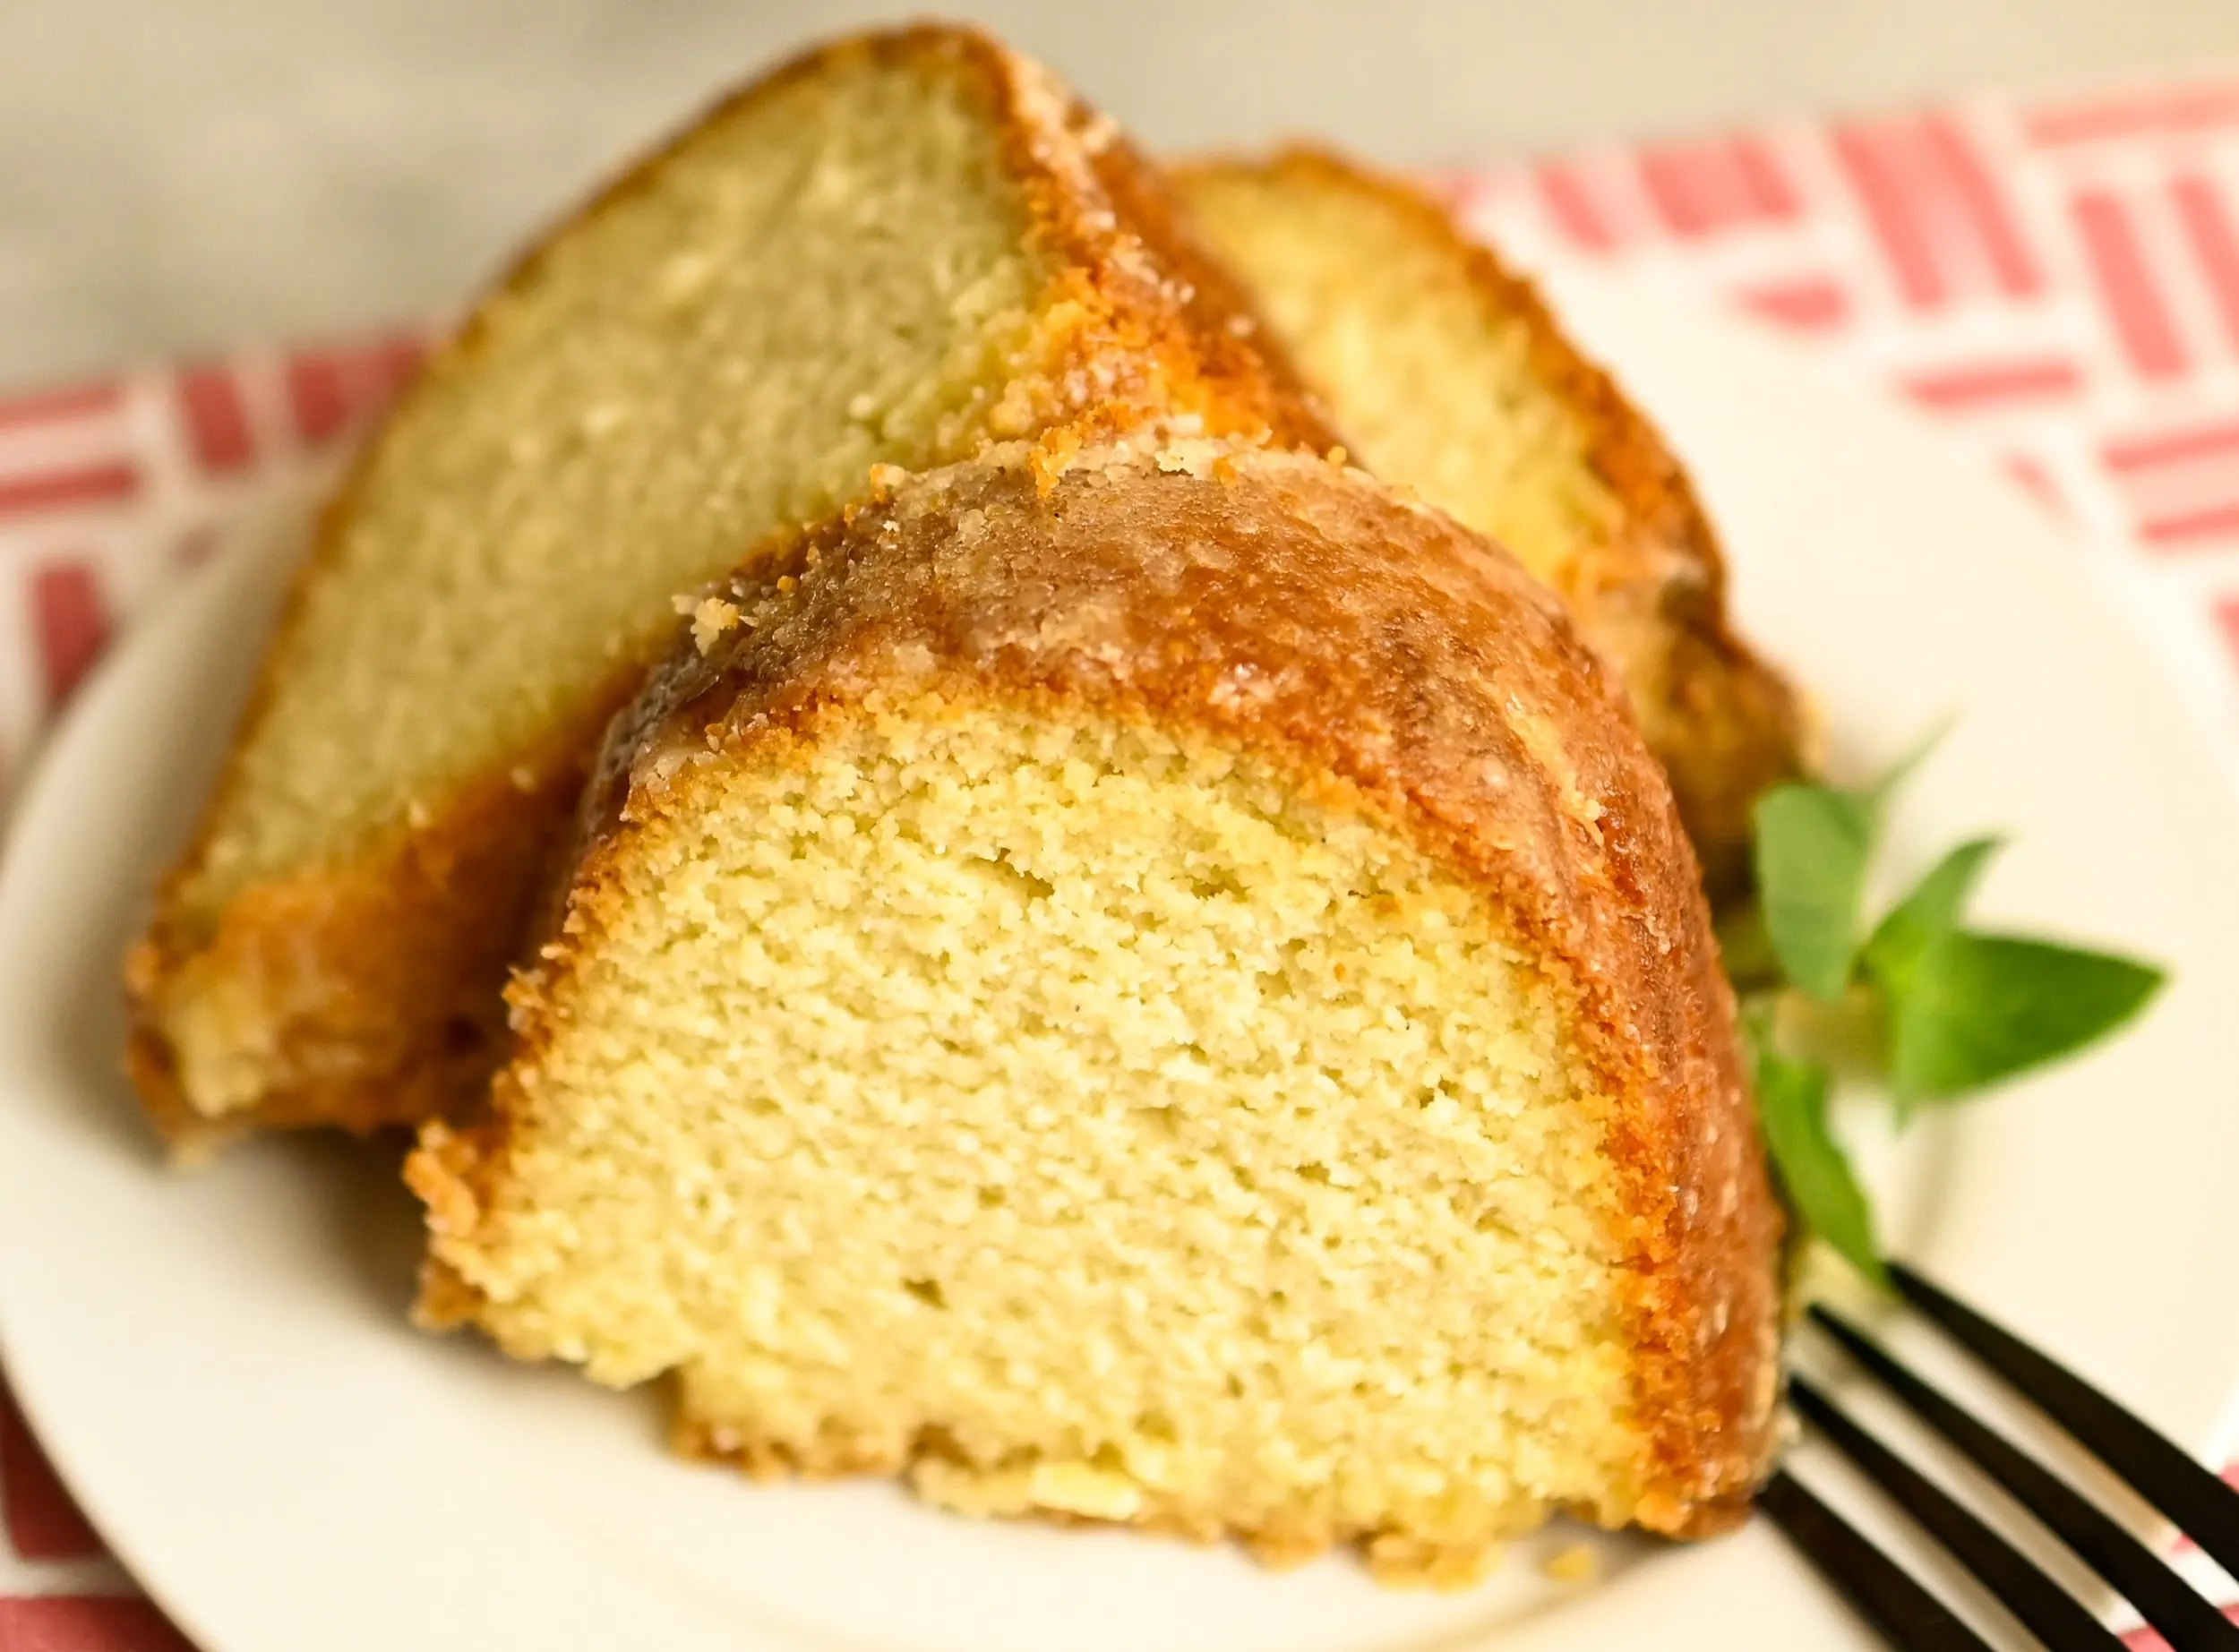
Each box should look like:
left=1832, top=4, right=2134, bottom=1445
left=1763, top=1265, right=2239, bottom=1651
left=1760, top=1470, right=2003, bottom=1651
left=1887, top=1263, right=2239, bottom=1584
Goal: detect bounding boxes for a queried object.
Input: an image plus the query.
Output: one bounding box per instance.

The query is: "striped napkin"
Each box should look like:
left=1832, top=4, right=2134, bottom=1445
left=6, top=66, right=2239, bottom=1651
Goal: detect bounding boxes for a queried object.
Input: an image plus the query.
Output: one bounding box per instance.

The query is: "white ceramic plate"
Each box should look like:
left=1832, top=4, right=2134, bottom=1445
left=3, top=275, right=2237, bottom=1652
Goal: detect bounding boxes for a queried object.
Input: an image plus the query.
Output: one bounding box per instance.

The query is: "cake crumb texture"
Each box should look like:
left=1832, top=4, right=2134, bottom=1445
left=434, top=705, right=1633, bottom=1578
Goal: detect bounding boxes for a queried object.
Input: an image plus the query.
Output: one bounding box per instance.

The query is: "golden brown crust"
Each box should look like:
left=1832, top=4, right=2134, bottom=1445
left=1070, top=122, right=1340, bottom=449
left=1173, top=147, right=1805, bottom=897
left=125, top=25, right=1334, bottom=1147
left=889, top=30, right=1334, bottom=458
left=428, top=438, right=1781, bottom=1543
left=125, top=678, right=631, bottom=1151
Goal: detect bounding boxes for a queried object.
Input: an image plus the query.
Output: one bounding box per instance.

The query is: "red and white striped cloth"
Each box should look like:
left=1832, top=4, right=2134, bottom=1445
left=5, top=68, right=2239, bottom=1652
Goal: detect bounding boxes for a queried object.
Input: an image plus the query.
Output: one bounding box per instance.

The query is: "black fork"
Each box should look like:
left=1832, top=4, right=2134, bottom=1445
left=1762, top=1262, right=2239, bottom=1649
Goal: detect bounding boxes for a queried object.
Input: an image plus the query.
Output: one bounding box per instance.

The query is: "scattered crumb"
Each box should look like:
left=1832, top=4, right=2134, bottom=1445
left=405, top=799, right=432, bottom=830
left=847, top=391, right=880, bottom=421
left=1543, top=1542, right=1600, bottom=1584
left=691, top=598, right=742, bottom=655
left=1367, top=1532, right=1505, bottom=1590
left=867, top=462, right=910, bottom=492
left=509, top=766, right=537, bottom=792
left=1029, top=427, right=1085, bottom=495
left=1325, top=444, right=1349, bottom=467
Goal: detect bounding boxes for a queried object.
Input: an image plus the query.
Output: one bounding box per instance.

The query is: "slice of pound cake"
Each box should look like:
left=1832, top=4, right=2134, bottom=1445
left=1175, top=149, right=1804, bottom=897
left=124, top=27, right=1330, bottom=1147
left=407, top=438, right=1782, bottom=1583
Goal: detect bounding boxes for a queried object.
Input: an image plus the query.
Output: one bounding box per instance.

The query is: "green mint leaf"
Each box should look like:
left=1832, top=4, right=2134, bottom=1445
left=1887, top=931, right=2166, bottom=1104
left=1753, top=783, right=1875, bottom=1001
left=1744, top=1008, right=1886, bottom=1288
left=1861, top=835, right=2005, bottom=993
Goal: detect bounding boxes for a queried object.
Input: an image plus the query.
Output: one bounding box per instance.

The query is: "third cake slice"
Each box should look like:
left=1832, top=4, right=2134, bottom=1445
left=1177, top=149, right=1803, bottom=897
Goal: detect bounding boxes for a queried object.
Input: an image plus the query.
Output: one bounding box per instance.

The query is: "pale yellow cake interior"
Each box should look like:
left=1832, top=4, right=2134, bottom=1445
left=178, top=54, right=1059, bottom=927
left=432, top=698, right=1644, bottom=1579
left=1177, top=165, right=1618, bottom=590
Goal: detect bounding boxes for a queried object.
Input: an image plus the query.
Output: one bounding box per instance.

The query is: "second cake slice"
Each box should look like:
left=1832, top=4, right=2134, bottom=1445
left=127, top=25, right=1328, bottom=1148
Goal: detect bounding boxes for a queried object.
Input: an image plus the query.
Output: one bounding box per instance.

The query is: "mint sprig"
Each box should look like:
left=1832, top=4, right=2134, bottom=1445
left=1885, top=933, right=2164, bottom=1107
left=1860, top=835, right=2003, bottom=994
left=1745, top=1004, right=1886, bottom=1288
left=1736, top=738, right=2166, bottom=1281
left=1753, top=785, right=1875, bottom=1001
